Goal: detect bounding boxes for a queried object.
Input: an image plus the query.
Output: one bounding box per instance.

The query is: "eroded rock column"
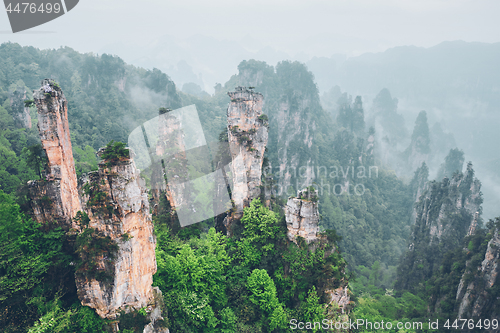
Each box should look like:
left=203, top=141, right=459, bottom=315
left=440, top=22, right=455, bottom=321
left=226, top=86, right=268, bottom=217
left=77, top=152, right=166, bottom=332
left=29, top=79, right=82, bottom=229
left=285, top=188, right=320, bottom=244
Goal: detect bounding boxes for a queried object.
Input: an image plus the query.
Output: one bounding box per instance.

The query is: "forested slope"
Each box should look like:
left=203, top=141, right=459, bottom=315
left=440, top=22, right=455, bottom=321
left=0, top=42, right=498, bottom=332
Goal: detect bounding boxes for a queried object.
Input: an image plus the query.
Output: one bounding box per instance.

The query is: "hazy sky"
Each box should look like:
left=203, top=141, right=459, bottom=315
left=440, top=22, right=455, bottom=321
left=1, top=0, right=499, bottom=58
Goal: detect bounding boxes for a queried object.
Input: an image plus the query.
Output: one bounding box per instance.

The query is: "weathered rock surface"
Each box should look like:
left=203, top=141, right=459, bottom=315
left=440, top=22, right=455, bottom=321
left=226, top=86, right=268, bottom=216
left=397, top=162, right=483, bottom=292
left=29, top=79, right=82, bottom=229
left=285, top=188, right=320, bottom=243
left=77, top=155, right=157, bottom=317
left=28, top=80, right=167, bottom=332
left=413, top=163, right=481, bottom=246
left=285, top=187, right=351, bottom=313
left=77, top=154, right=167, bottom=332
left=456, top=228, right=500, bottom=327
left=325, top=286, right=351, bottom=314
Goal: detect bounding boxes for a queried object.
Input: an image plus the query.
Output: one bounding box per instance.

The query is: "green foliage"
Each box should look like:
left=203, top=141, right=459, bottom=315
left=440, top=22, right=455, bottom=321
left=73, top=145, right=98, bottom=177
left=0, top=189, right=107, bottom=332
left=101, top=140, right=129, bottom=167
left=24, top=99, right=35, bottom=108
left=121, top=232, right=133, bottom=242
left=158, top=107, right=171, bottom=114
left=23, top=144, right=47, bottom=179
left=74, top=211, right=118, bottom=281
left=82, top=176, right=114, bottom=217
left=247, top=269, right=287, bottom=330
left=118, top=308, right=149, bottom=333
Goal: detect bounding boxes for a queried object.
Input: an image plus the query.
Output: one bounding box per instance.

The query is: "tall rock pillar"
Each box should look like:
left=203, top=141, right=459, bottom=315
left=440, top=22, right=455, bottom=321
left=226, top=86, right=268, bottom=217
left=29, top=79, right=82, bottom=228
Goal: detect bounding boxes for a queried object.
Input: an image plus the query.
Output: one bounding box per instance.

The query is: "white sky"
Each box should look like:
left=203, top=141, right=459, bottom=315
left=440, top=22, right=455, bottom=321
left=1, top=0, right=499, bottom=57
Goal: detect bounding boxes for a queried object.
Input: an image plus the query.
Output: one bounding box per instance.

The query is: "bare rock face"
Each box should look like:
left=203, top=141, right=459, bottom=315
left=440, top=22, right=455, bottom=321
left=285, top=187, right=351, bottom=313
left=285, top=188, right=320, bottom=243
left=413, top=163, right=481, bottom=246
left=325, top=286, right=351, bottom=314
left=456, top=228, right=500, bottom=326
left=29, top=79, right=82, bottom=229
left=28, top=80, right=167, bottom=332
left=226, top=87, right=268, bottom=217
left=77, top=154, right=167, bottom=332
left=9, top=84, right=32, bottom=128
left=397, top=162, right=483, bottom=292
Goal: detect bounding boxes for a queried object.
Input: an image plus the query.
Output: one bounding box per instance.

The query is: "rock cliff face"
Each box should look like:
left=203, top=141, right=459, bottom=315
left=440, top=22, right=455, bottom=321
left=397, top=162, right=482, bottom=291
left=285, top=188, right=320, bottom=244
left=285, top=188, right=351, bottom=313
left=28, top=80, right=166, bottom=332
left=226, top=86, right=268, bottom=217
left=77, top=153, right=166, bottom=332
left=29, top=79, right=82, bottom=229
left=9, top=84, right=31, bottom=128
left=151, top=108, right=187, bottom=211
left=231, top=61, right=323, bottom=197
left=456, top=228, right=500, bottom=327
left=413, top=162, right=481, bottom=246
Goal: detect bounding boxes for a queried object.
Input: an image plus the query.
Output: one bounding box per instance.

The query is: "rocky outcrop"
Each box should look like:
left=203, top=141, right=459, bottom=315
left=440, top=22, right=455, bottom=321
left=403, top=110, right=431, bottom=173
left=409, top=162, right=429, bottom=225
left=285, top=188, right=320, bottom=243
left=77, top=152, right=166, bottom=332
left=226, top=86, right=268, bottom=217
left=232, top=61, right=323, bottom=197
left=325, top=286, right=351, bottom=314
left=413, top=162, right=481, bottom=246
left=397, top=162, right=483, bottom=291
left=9, top=84, right=32, bottom=128
left=29, top=79, right=82, bottom=229
left=285, top=187, right=351, bottom=313
left=28, top=80, right=166, bottom=332
left=456, top=228, right=500, bottom=326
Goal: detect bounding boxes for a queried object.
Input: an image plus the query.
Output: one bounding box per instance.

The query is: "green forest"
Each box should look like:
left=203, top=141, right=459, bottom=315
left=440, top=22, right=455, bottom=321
left=0, top=42, right=498, bottom=332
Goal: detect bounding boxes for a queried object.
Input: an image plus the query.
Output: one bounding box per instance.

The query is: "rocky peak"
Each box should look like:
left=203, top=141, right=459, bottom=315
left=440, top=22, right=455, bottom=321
left=456, top=227, right=500, bottom=324
left=76, top=152, right=166, bottom=332
left=403, top=110, right=431, bottom=172
left=29, top=79, right=82, bottom=229
left=397, top=162, right=482, bottom=291
left=226, top=86, right=268, bottom=217
left=285, top=187, right=352, bottom=313
left=437, top=148, right=465, bottom=181
left=28, top=80, right=166, bottom=332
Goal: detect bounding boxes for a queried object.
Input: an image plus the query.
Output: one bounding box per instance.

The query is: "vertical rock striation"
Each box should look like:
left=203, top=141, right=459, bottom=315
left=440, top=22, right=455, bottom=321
left=397, top=162, right=482, bottom=291
left=29, top=79, right=82, bottom=229
left=285, top=188, right=320, bottom=244
left=456, top=228, right=500, bottom=327
left=226, top=86, right=268, bottom=217
left=285, top=187, right=351, bottom=313
left=28, top=80, right=166, bottom=332
left=77, top=152, right=166, bottom=332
